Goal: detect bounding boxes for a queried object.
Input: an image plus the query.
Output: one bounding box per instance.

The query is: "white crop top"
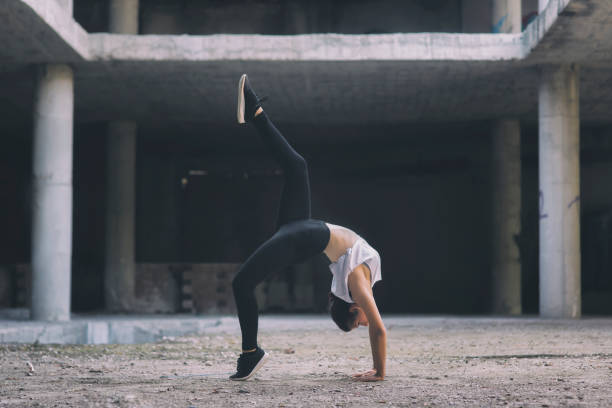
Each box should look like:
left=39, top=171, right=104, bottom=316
left=329, top=238, right=382, bottom=304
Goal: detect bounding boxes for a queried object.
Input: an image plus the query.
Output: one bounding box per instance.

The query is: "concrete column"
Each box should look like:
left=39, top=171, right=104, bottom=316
left=31, top=64, right=74, bottom=321
left=109, top=0, right=139, bottom=34
left=104, top=0, right=139, bottom=312
left=539, top=0, right=549, bottom=13
left=492, top=0, right=521, bottom=33
left=539, top=64, right=581, bottom=318
left=490, top=2, right=522, bottom=315
left=491, top=120, right=522, bottom=315
left=104, top=122, right=136, bottom=312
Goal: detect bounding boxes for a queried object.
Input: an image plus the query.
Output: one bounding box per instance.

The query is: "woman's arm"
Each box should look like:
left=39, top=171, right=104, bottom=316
left=348, top=264, right=386, bottom=381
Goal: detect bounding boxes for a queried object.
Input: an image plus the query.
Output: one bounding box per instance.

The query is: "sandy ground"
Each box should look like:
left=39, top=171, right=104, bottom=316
left=1, top=316, right=612, bottom=407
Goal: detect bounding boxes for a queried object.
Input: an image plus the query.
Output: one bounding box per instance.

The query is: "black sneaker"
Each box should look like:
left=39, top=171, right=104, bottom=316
left=229, top=346, right=269, bottom=381
left=237, top=74, right=267, bottom=124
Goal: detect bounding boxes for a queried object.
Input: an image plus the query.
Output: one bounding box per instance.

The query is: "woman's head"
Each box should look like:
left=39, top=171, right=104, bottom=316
left=328, top=292, right=369, bottom=331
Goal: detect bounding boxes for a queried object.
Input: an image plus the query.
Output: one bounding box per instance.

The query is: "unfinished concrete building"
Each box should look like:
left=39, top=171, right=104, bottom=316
left=1, top=0, right=612, bottom=321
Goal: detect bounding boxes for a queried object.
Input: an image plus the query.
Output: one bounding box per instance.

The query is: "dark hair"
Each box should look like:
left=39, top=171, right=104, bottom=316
left=328, top=292, right=357, bottom=332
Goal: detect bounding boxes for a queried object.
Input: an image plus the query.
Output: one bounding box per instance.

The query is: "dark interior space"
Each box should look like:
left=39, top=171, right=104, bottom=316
left=48, top=120, right=501, bottom=313
left=2, top=103, right=612, bottom=314
left=75, top=0, right=463, bottom=35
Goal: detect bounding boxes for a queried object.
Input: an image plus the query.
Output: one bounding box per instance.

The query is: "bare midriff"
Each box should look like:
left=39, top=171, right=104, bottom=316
left=323, top=222, right=361, bottom=263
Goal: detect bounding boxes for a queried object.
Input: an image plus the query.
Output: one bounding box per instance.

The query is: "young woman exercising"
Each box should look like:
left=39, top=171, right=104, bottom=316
left=231, top=74, right=386, bottom=382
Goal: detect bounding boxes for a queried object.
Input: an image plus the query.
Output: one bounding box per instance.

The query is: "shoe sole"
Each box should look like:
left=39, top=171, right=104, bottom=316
left=230, top=352, right=269, bottom=381
left=237, top=74, right=246, bottom=124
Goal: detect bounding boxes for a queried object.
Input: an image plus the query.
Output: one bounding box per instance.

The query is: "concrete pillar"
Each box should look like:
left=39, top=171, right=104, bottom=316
left=109, top=0, right=139, bottom=34
left=104, top=122, right=136, bottom=312
left=492, top=0, right=521, bottom=33
left=31, top=64, right=74, bottom=321
left=491, top=120, right=522, bottom=315
left=539, top=64, right=581, bottom=318
left=104, top=0, right=139, bottom=312
left=490, top=3, right=522, bottom=315
left=539, top=0, right=549, bottom=13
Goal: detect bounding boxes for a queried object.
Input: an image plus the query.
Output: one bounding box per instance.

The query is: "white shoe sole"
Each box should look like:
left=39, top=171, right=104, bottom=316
left=230, top=352, right=269, bottom=381
left=237, top=74, right=246, bottom=124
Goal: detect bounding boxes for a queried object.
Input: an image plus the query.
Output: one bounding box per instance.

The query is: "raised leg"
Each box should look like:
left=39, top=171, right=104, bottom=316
left=252, top=111, right=311, bottom=227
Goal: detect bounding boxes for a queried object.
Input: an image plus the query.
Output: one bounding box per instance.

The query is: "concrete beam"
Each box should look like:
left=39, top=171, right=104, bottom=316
left=539, top=64, right=581, bottom=318
left=87, top=32, right=525, bottom=61
left=31, top=64, right=74, bottom=321
left=6, top=0, right=607, bottom=66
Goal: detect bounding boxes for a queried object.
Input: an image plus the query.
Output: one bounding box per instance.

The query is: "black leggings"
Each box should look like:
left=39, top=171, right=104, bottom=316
left=232, top=112, right=330, bottom=350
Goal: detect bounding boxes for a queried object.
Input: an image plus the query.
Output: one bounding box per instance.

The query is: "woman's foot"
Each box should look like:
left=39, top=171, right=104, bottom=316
left=237, top=74, right=266, bottom=124
left=229, top=346, right=269, bottom=381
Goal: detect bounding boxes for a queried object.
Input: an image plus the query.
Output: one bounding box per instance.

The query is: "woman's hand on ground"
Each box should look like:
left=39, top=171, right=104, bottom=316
left=352, top=369, right=384, bottom=381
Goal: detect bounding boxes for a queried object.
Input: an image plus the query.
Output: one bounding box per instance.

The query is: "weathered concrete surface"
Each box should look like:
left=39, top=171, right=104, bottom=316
left=70, top=60, right=542, bottom=125
left=2, top=0, right=587, bottom=67
left=7, top=0, right=608, bottom=68
left=0, top=314, right=238, bottom=345
left=54, top=0, right=72, bottom=16
left=491, top=120, right=522, bottom=315
left=103, top=1, right=139, bottom=314
left=31, top=64, right=74, bottom=322
left=527, top=0, right=612, bottom=64
left=0, top=0, right=89, bottom=63
left=104, top=121, right=136, bottom=313
left=539, top=64, right=581, bottom=318
left=4, top=0, right=612, bottom=126
left=1, top=316, right=611, bottom=407
left=87, top=32, right=525, bottom=61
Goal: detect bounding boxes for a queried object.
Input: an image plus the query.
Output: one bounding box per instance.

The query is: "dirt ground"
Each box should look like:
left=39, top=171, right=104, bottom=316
left=1, top=316, right=612, bottom=407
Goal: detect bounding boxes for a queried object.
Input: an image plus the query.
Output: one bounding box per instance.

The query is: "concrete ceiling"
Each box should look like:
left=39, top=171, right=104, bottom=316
left=0, top=0, right=88, bottom=63
left=1, top=0, right=612, bottom=132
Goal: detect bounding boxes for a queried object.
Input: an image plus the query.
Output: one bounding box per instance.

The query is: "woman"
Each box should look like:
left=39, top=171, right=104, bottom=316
left=231, top=74, right=386, bottom=382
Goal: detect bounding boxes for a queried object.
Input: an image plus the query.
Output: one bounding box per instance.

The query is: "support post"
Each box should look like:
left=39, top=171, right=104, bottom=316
left=539, top=64, right=581, bottom=318
left=104, top=0, right=139, bottom=312
left=109, top=0, right=139, bottom=34
left=104, top=122, right=136, bottom=312
left=490, top=0, right=522, bottom=315
left=31, top=64, right=74, bottom=321
left=492, top=0, right=521, bottom=33
left=491, top=120, right=522, bottom=315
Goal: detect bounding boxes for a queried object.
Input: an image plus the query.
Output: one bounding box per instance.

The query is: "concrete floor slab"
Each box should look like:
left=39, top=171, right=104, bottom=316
left=2, top=312, right=612, bottom=345
left=1, top=315, right=612, bottom=406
